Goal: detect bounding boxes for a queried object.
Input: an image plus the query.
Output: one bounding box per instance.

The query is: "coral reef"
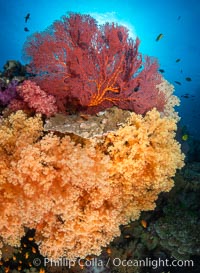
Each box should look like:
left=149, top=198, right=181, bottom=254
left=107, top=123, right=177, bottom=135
left=1, top=60, right=26, bottom=81
left=0, top=229, right=45, bottom=273
left=44, top=107, right=132, bottom=139
left=0, top=79, right=18, bottom=106
left=0, top=60, right=28, bottom=114
left=99, top=108, right=184, bottom=221
left=0, top=111, right=123, bottom=260
left=13, top=80, right=57, bottom=117
left=0, top=12, right=189, bottom=273
left=177, top=162, right=200, bottom=191
left=23, top=13, right=165, bottom=114
left=154, top=203, right=200, bottom=260
left=0, top=108, right=184, bottom=261
left=157, top=77, right=180, bottom=121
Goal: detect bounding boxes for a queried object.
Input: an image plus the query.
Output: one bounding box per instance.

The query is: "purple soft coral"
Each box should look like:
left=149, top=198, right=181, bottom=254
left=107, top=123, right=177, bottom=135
left=0, top=80, right=18, bottom=106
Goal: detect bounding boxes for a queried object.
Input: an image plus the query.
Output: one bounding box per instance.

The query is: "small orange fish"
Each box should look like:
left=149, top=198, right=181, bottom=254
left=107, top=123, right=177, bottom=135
left=23, top=243, right=27, bottom=248
left=32, top=247, right=37, bottom=253
left=141, top=220, right=147, bottom=228
left=28, top=237, right=34, bottom=241
left=5, top=267, right=10, bottom=273
left=106, top=247, right=112, bottom=255
left=39, top=269, right=45, bottom=273
left=13, top=256, right=17, bottom=261
left=124, top=235, right=131, bottom=239
left=18, top=266, right=22, bottom=271
left=25, top=252, right=29, bottom=259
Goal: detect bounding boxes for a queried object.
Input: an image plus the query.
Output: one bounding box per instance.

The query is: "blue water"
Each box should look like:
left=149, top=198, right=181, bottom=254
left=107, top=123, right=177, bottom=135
left=0, top=0, right=200, bottom=138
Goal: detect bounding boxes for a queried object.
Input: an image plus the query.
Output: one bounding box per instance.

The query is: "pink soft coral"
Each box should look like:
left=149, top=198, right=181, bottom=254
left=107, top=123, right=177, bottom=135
left=16, top=80, right=57, bottom=116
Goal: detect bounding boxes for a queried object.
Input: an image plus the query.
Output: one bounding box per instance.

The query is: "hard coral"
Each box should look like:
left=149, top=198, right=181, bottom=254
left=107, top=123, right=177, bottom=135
left=23, top=13, right=164, bottom=114
left=155, top=203, right=200, bottom=260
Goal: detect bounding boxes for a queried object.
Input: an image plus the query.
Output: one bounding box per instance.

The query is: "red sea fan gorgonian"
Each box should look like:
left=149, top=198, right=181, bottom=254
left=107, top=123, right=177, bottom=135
left=23, top=13, right=165, bottom=114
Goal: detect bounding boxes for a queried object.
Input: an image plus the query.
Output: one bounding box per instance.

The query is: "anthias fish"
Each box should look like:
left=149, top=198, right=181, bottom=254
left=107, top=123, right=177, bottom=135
left=156, top=33, right=163, bottom=41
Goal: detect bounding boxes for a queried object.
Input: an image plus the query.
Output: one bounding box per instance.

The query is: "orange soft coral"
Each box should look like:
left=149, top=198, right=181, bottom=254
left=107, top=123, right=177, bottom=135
left=99, top=108, right=185, bottom=221
left=0, top=111, right=124, bottom=259
left=0, top=109, right=184, bottom=260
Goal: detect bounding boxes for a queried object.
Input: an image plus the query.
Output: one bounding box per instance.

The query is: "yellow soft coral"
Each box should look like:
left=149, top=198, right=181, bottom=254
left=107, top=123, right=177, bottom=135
left=157, top=77, right=180, bottom=121
left=0, top=110, right=43, bottom=157
left=99, top=108, right=185, bottom=221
